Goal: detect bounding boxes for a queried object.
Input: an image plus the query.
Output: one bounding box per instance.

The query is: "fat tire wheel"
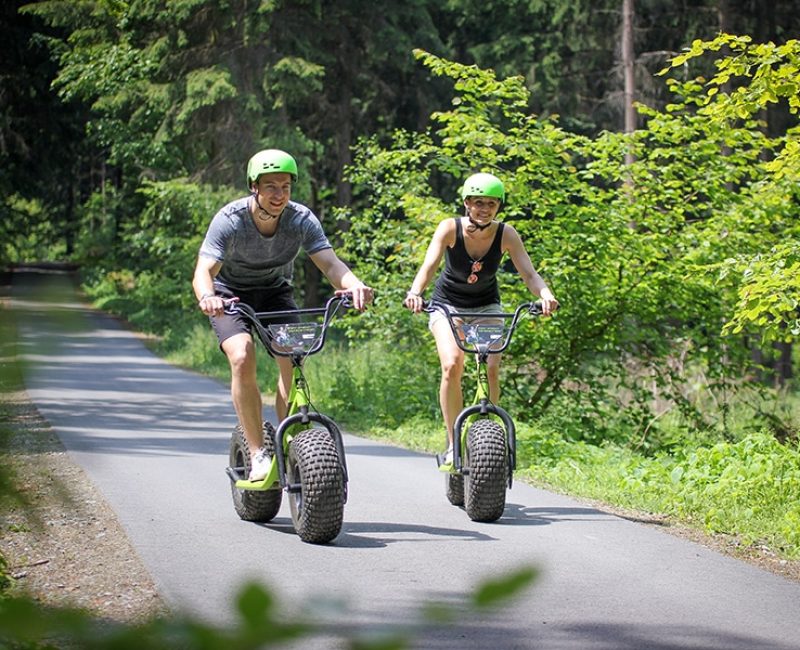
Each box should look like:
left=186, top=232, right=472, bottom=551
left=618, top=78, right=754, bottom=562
left=229, top=422, right=282, bottom=522
left=287, top=428, right=344, bottom=544
left=464, top=419, right=508, bottom=522
left=446, top=472, right=464, bottom=506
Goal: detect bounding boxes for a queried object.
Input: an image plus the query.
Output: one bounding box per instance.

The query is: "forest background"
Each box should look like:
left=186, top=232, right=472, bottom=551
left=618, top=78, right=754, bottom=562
left=1, top=0, right=800, bottom=646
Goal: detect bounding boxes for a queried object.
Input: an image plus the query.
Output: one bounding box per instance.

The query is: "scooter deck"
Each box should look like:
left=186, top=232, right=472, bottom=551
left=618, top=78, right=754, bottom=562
left=234, top=477, right=280, bottom=491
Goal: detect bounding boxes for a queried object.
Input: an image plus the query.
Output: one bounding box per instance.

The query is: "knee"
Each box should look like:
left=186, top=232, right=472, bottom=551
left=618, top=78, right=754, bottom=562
left=226, top=341, right=256, bottom=378
left=441, top=356, right=464, bottom=382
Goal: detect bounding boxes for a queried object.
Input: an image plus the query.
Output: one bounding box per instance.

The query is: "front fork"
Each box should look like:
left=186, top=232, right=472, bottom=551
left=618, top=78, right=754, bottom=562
left=273, top=406, right=349, bottom=497
left=451, top=357, right=517, bottom=488
left=273, top=365, right=348, bottom=497
left=229, top=362, right=349, bottom=497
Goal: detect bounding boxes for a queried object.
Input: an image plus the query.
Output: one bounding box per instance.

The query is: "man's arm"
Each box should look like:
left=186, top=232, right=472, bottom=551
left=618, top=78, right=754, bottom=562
left=193, top=255, right=225, bottom=315
left=309, top=248, right=373, bottom=310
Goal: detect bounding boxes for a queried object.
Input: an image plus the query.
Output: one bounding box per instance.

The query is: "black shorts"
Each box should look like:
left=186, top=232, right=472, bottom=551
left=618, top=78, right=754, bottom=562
left=209, top=285, right=299, bottom=349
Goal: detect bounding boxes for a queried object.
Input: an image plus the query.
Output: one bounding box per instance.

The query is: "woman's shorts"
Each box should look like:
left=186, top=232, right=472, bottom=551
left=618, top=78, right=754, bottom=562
left=428, top=302, right=503, bottom=332
left=209, top=284, right=299, bottom=349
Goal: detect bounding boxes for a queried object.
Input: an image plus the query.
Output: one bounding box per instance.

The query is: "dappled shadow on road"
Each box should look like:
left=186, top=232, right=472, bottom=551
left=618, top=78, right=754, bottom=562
left=536, top=622, right=799, bottom=650
left=495, top=503, right=618, bottom=526
left=336, top=521, right=497, bottom=548
left=414, top=621, right=797, bottom=650
left=314, top=608, right=798, bottom=650
left=344, top=444, right=425, bottom=458
left=3, top=381, right=237, bottom=456
left=250, top=518, right=497, bottom=547
left=11, top=291, right=242, bottom=457
left=312, top=615, right=534, bottom=650
left=249, top=504, right=618, bottom=545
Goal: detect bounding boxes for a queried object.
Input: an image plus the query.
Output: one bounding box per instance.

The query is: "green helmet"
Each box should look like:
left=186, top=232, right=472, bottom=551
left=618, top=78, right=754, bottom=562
left=247, top=149, right=298, bottom=187
left=460, top=172, right=505, bottom=203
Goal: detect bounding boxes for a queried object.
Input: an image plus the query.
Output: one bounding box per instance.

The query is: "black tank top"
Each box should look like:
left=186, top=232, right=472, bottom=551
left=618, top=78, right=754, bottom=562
left=431, top=218, right=505, bottom=308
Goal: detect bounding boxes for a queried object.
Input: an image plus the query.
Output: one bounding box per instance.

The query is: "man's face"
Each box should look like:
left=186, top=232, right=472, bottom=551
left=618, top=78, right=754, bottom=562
left=254, top=172, right=292, bottom=214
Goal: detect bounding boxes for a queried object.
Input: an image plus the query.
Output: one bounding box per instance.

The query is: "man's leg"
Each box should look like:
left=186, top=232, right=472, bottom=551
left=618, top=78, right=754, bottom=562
left=274, top=355, right=294, bottom=421
left=222, top=332, right=264, bottom=454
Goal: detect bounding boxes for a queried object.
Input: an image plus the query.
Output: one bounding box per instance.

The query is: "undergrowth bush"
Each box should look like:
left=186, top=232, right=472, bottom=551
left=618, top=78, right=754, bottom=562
left=517, top=428, right=800, bottom=558
left=304, top=337, right=441, bottom=430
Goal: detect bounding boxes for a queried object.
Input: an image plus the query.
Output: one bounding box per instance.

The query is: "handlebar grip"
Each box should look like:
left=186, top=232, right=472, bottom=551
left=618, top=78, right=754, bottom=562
left=528, top=300, right=559, bottom=316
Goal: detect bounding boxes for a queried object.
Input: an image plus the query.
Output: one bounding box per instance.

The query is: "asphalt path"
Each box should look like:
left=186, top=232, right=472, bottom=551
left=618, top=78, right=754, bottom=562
left=12, top=268, right=800, bottom=649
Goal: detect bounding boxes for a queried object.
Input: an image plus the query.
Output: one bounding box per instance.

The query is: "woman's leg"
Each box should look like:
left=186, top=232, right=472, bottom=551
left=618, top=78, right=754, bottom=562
left=431, top=318, right=465, bottom=449
left=487, top=352, right=502, bottom=403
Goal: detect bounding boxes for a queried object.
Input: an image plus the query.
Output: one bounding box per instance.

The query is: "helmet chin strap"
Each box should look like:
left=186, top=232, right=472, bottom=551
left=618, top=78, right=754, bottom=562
left=467, top=217, right=492, bottom=231
left=251, top=192, right=281, bottom=220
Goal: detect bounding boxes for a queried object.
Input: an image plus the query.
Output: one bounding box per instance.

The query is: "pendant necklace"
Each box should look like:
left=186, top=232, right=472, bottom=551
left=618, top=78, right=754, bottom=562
left=466, top=236, right=486, bottom=285
left=465, top=216, right=492, bottom=284
left=467, top=254, right=484, bottom=285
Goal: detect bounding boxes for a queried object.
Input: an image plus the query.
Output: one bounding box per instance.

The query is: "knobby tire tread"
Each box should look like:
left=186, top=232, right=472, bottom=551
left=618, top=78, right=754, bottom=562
left=287, top=428, right=345, bottom=544
left=464, top=419, right=508, bottom=522
left=446, top=473, right=464, bottom=506
left=230, top=422, right=282, bottom=522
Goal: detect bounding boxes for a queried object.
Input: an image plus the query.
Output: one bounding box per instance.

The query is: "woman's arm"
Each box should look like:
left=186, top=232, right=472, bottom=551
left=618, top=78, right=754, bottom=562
left=404, top=220, right=454, bottom=312
left=503, top=225, right=559, bottom=315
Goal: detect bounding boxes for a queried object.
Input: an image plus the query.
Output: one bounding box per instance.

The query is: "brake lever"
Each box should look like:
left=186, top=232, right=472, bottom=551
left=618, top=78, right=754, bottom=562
left=222, top=297, right=241, bottom=315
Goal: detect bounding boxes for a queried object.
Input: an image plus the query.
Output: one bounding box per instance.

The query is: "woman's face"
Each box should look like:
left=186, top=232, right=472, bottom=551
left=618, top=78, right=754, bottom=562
left=464, top=196, right=501, bottom=225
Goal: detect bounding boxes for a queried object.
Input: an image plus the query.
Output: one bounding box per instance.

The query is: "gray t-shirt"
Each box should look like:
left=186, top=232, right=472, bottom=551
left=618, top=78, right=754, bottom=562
left=199, top=196, right=332, bottom=291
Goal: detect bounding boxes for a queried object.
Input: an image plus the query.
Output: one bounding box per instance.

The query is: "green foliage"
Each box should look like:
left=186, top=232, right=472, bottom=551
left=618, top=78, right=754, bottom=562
left=721, top=242, right=800, bottom=342
left=23, top=0, right=298, bottom=182
left=20, top=0, right=451, bottom=199
left=304, top=335, right=441, bottom=430
left=82, top=179, right=236, bottom=337
left=0, top=194, right=68, bottom=264
left=471, top=566, right=539, bottom=608
left=660, top=35, right=800, bottom=344
left=0, top=582, right=305, bottom=649
left=343, top=43, right=798, bottom=445
left=0, top=565, right=537, bottom=648
left=442, top=0, right=625, bottom=133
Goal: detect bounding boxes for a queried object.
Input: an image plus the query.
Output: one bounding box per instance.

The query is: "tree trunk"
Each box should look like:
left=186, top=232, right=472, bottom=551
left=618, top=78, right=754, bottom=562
left=303, top=179, right=323, bottom=308
left=775, top=341, right=793, bottom=386
left=716, top=0, right=731, bottom=35
left=622, top=0, right=636, bottom=166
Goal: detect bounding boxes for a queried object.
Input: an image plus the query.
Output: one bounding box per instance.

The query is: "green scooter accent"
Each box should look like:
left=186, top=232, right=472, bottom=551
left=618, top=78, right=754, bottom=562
left=437, top=322, right=502, bottom=474
left=225, top=295, right=355, bottom=543
left=235, top=458, right=280, bottom=490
